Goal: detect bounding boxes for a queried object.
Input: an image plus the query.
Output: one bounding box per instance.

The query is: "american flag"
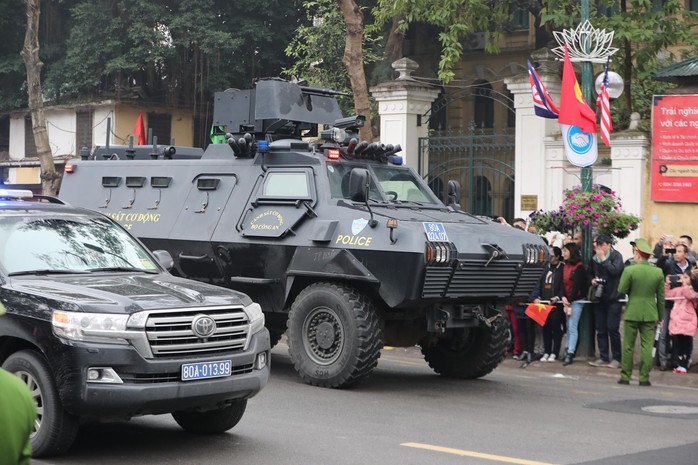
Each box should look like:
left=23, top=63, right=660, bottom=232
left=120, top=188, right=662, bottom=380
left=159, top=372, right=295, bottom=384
left=596, top=59, right=612, bottom=147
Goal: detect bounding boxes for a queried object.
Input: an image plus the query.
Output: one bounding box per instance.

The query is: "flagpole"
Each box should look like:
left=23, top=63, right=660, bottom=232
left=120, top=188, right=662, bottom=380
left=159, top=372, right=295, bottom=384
left=580, top=0, right=594, bottom=264
left=578, top=0, right=596, bottom=359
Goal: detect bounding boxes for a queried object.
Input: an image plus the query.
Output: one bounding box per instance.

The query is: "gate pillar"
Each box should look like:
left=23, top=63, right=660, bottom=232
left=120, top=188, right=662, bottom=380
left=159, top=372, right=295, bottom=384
left=504, top=48, right=562, bottom=219
left=371, top=58, right=440, bottom=170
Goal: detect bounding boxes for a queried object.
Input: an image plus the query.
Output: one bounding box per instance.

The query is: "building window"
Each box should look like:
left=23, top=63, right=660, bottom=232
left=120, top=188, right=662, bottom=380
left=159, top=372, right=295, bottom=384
left=473, top=81, right=494, bottom=129
left=653, top=0, right=669, bottom=10
left=147, top=112, right=172, bottom=145
left=473, top=175, right=492, bottom=216
left=0, top=116, right=9, bottom=161
left=506, top=91, right=516, bottom=128
left=75, top=110, right=93, bottom=152
left=510, top=4, right=530, bottom=29
left=691, top=0, right=698, bottom=11
left=24, top=116, right=37, bottom=157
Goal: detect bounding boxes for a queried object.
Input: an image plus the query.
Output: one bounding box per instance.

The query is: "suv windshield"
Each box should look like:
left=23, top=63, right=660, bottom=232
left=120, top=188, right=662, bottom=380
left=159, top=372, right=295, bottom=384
left=327, top=163, right=440, bottom=204
left=0, top=213, right=158, bottom=275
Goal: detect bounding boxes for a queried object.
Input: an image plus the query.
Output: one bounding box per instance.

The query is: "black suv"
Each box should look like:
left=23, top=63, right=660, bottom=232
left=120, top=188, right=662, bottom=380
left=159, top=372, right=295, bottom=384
left=0, top=190, right=270, bottom=457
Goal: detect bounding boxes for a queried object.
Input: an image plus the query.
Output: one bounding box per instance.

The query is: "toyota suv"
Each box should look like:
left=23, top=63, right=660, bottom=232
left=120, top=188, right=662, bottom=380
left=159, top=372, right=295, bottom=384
left=0, top=189, right=270, bottom=457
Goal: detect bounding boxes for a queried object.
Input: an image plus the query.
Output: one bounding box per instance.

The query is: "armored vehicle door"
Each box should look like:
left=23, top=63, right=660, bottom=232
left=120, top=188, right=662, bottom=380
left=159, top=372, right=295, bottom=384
left=169, top=173, right=237, bottom=279
left=236, top=167, right=317, bottom=239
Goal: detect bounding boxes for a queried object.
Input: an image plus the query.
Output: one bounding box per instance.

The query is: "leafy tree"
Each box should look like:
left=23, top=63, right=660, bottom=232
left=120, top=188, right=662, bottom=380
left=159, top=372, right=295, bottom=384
left=22, top=0, right=60, bottom=194
left=373, top=0, right=697, bottom=124
left=285, top=0, right=380, bottom=117
left=373, top=0, right=513, bottom=84
left=0, top=0, right=29, bottom=109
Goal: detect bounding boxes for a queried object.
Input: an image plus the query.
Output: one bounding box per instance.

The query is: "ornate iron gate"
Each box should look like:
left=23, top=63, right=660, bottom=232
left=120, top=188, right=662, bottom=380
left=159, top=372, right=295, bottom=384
left=418, top=124, right=516, bottom=219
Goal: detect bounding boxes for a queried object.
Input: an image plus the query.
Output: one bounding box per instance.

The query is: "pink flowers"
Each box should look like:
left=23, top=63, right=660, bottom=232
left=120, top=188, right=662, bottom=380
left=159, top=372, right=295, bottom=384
left=528, top=185, right=641, bottom=239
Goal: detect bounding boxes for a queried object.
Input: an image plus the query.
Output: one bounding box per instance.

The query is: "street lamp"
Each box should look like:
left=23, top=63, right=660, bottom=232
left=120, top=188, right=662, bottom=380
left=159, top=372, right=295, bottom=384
left=595, top=71, right=624, bottom=99
left=549, top=7, right=620, bottom=358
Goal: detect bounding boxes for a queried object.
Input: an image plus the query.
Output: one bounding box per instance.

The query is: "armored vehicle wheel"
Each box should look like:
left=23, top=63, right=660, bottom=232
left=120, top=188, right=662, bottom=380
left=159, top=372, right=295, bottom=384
left=421, top=316, right=509, bottom=379
left=3, top=350, right=79, bottom=457
left=172, top=400, right=247, bottom=434
left=287, top=283, right=383, bottom=388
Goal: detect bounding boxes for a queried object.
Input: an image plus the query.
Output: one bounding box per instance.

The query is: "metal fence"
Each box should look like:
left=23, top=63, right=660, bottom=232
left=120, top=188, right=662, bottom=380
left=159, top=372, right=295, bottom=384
left=418, top=124, right=516, bottom=218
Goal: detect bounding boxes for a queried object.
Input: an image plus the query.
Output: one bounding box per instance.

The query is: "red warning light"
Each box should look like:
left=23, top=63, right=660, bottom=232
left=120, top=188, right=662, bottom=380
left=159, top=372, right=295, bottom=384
left=327, top=148, right=341, bottom=160
left=64, top=164, right=75, bottom=174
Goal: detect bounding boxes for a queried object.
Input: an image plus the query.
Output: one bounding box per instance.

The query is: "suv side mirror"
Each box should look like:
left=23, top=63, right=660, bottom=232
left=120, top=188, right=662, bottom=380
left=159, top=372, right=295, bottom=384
left=348, top=168, right=370, bottom=203
left=447, top=180, right=461, bottom=209
left=152, top=250, right=174, bottom=271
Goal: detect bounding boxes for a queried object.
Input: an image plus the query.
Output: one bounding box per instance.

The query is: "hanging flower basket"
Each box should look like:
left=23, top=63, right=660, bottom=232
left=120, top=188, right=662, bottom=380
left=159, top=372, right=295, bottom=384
left=528, top=185, right=641, bottom=240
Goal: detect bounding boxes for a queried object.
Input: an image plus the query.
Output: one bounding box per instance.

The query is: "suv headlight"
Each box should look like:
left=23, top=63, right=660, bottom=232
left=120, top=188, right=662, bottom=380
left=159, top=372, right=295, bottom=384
left=53, top=310, right=132, bottom=344
left=244, top=302, right=265, bottom=335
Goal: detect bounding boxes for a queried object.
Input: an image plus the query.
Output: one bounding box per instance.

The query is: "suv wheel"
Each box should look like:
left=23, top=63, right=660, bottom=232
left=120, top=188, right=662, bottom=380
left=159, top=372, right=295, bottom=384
left=3, top=350, right=79, bottom=457
left=287, top=282, right=383, bottom=388
left=421, top=316, right=509, bottom=379
left=172, top=400, right=247, bottom=434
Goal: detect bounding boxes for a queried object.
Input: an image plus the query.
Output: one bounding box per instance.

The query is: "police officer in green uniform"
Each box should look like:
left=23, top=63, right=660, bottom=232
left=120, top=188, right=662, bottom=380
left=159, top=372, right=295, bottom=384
left=0, top=302, right=37, bottom=465
left=617, top=238, right=665, bottom=386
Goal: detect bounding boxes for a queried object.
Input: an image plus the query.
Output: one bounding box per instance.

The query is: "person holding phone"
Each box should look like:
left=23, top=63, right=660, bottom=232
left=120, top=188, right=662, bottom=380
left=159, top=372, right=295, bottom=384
left=656, top=242, right=697, bottom=370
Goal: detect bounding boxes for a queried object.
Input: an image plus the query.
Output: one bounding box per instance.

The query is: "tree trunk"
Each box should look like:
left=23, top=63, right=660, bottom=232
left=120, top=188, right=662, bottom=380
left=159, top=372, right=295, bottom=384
left=337, top=0, right=374, bottom=142
left=21, top=0, right=60, bottom=195
left=383, top=18, right=405, bottom=65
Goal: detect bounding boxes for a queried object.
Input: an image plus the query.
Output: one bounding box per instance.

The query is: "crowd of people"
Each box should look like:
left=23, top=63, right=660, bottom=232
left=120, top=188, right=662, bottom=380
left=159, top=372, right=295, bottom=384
left=505, top=218, right=698, bottom=386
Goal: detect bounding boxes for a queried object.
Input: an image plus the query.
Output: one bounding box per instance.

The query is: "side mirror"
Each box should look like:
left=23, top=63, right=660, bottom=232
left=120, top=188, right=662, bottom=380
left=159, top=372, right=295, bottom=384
left=447, top=180, right=461, bottom=209
left=152, top=250, right=174, bottom=271
left=348, top=168, right=370, bottom=203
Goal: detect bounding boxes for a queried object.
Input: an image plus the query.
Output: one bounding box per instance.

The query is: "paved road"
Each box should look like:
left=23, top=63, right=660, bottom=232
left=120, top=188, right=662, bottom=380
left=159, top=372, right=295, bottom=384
left=36, top=343, right=698, bottom=465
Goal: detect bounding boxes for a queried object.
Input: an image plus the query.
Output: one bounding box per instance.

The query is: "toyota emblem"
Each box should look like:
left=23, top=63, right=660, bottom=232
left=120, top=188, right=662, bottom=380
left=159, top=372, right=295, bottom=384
left=192, top=314, right=216, bottom=338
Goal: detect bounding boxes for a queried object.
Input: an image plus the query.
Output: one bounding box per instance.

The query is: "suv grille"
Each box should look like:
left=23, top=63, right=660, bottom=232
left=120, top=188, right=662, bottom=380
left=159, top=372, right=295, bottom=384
left=145, top=306, right=249, bottom=357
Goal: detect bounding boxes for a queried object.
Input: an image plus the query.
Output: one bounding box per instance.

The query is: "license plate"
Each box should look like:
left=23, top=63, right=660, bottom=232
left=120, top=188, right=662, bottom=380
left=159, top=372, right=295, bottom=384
left=181, top=360, right=232, bottom=381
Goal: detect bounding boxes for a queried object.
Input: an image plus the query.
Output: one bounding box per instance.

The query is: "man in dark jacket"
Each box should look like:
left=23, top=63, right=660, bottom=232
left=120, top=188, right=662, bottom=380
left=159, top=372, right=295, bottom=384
left=588, top=234, right=625, bottom=368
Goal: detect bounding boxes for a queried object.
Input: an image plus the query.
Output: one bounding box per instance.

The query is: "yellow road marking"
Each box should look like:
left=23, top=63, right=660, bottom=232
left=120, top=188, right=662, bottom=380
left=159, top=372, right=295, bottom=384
left=401, top=442, right=559, bottom=465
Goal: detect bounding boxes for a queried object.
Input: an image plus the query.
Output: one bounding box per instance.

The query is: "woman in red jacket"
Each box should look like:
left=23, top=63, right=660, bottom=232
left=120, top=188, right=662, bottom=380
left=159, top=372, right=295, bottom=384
left=560, top=243, right=589, bottom=366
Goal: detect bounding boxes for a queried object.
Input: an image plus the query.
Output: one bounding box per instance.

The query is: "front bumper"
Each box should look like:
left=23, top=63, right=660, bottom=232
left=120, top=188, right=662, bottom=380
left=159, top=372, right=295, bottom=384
left=51, top=328, right=270, bottom=419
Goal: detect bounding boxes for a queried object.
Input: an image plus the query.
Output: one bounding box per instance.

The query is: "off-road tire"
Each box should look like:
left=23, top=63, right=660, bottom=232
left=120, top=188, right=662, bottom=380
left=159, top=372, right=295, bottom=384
left=2, top=350, right=79, bottom=457
left=287, top=282, right=383, bottom=388
left=422, top=315, right=509, bottom=379
left=172, top=400, right=247, bottom=434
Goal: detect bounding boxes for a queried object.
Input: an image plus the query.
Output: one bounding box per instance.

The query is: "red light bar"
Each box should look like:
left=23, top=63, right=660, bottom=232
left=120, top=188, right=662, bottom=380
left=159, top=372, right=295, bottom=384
left=64, top=164, right=75, bottom=173
left=327, top=148, right=340, bottom=160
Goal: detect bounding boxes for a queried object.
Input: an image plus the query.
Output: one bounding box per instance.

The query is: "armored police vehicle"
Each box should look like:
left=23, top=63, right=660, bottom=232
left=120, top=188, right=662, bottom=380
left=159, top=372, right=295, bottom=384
left=59, top=79, right=547, bottom=389
left=0, top=190, right=269, bottom=457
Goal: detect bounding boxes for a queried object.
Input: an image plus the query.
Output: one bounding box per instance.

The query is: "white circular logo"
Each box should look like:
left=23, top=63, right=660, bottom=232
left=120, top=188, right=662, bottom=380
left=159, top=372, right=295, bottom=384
left=192, top=314, right=216, bottom=338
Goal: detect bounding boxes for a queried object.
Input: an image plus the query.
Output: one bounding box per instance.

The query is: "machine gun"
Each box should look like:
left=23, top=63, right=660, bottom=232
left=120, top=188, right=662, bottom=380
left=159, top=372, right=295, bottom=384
left=214, top=78, right=346, bottom=156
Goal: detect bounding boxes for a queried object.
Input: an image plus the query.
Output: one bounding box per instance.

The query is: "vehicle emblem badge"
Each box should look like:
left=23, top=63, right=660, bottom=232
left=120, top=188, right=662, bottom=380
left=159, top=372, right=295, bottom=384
left=192, top=315, right=216, bottom=338
left=352, top=218, right=368, bottom=235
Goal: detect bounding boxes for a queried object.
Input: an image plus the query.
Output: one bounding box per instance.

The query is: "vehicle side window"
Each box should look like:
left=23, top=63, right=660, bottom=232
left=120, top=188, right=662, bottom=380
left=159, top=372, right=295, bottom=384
left=262, top=172, right=310, bottom=199
left=326, top=163, right=381, bottom=200
left=372, top=167, right=436, bottom=203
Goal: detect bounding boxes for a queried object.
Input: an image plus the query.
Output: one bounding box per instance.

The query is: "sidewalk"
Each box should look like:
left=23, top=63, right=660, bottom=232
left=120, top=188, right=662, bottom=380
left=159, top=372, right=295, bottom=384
left=500, top=354, right=698, bottom=389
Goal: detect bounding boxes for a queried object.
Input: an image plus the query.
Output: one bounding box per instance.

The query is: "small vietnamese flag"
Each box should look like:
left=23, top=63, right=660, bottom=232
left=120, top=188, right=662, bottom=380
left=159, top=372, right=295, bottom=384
left=524, top=303, right=553, bottom=327
left=134, top=111, right=147, bottom=145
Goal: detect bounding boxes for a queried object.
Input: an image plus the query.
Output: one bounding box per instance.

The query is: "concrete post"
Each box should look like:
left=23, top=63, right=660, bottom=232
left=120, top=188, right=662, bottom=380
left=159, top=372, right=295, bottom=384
left=370, top=58, right=441, bottom=171
left=504, top=48, right=562, bottom=219
left=609, top=117, right=649, bottom=257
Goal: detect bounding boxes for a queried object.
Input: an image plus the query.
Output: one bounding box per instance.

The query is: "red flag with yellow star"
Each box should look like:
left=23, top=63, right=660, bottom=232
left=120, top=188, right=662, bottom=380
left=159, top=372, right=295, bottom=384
left=524, top=303, right=553, bottom=327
